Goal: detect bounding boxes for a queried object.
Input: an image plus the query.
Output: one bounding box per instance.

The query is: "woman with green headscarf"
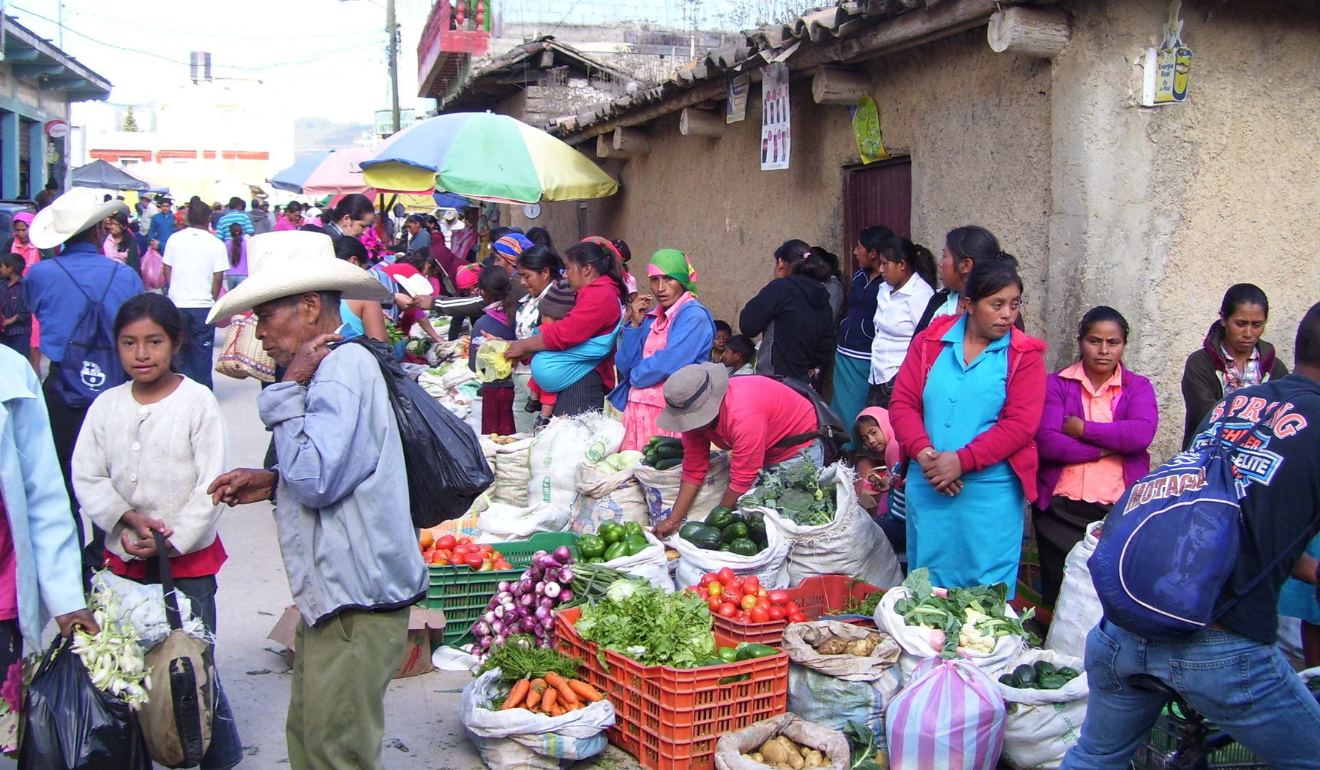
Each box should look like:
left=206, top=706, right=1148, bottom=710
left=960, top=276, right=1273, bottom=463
left=609, top=249, right=715, bottom=450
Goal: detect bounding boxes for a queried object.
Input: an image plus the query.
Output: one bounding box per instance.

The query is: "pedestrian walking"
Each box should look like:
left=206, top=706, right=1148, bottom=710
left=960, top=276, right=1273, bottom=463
left=274, top=201, right=305, bottom=232
left=225, top=223, right=248, bottom=290
left=208, top=230, right=426, bottom=770
left=147, top=196, right=177, bottom=253
left=103, top=211, right=141, bottom=273
left=163, top=199, right=230, bottom=389
left=216, top=198, right=255, bottom=242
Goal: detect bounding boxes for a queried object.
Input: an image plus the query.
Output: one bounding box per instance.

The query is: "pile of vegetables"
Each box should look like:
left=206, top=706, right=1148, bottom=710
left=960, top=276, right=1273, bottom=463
left=809, top=631, right=888, bottom=657
left=591, top=450, right=645, bottom=474
left=741, top=733, right=832, bottom=769
left=641, top=435, right=684, bottom=470
left=572, top=579, right=718, bottom=668
left=578, top=521, right=649, bottom=564
left=998, top=660, right=1081, bottom=691
left=404, top=337, right=432, bottom=357
left=894, top=568, right=1036, bottom=658
left=740, top=456, right=835, bottom=525
left=419, top=533, right=513, bottom=570
left=680, top=506, right=766, bottom=556
left=477, top=636, right=606, bottom=716
left=496, top=671, right=604, bottom=717
left=685, top=571, right=807, bottom=624
left=472, top=545, right=578, bottom=655
left=826, top=588, right=884, bottom=619
left=73, top=580, right=150, bottom=708
left=384, top=321, right=405, bottom=345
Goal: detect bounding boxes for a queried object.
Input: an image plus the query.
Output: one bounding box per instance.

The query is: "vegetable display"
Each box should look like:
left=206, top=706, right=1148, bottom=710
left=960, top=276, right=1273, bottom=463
left=641, top=435, right=684, bottom=470
left=680, top=506, right=767, bottom=556
left=72, top=580, right=150, bottom=708
left=404, top=337, right=432, bottom=357
left=809, top=631, right=888, bottom=657
left=740, top=456, right=835, bottom=526
left=581, top=521, right=650, bottom=564
left=893, top=568, right=1036, bottom=658
left=471, top=546, right=579, bottom=655
left=572, top=580, right=717, bottom=669
left=419, top=533, right=513, bottom=570
left=385, top=321, right=405, bottom=344
left=685, top=570, right=807, bottom=624
left=494, top=669, right=605, bottom=717
left=477, top=635, right=580, bottom=682
left=826, top=589, right=884, bottom=619
left=998, top=660, right=1081, bottom=691
left=741, top=733, right=832, bottom=769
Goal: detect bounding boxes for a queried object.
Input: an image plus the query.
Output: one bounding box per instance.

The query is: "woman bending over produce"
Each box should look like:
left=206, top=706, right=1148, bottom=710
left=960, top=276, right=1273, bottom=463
left=888, top=258, right=1046, bottom=596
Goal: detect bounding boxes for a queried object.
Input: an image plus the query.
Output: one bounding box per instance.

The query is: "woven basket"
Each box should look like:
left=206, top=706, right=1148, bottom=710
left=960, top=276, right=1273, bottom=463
left=215, top=313, right=275, bottom=383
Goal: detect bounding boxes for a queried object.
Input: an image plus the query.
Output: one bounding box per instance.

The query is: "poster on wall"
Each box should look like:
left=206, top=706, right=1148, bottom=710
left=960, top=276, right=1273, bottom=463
left=726, top=73, right=749, bottom=124
left=1141, top=0, right=1192, bottom=106
left=760, top=62, right=790, bottom=171
left=850, top=96, right=888, bottom=164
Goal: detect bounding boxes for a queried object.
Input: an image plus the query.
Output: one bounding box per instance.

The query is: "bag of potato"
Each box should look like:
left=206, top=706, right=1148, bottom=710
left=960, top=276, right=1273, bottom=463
left=493, top=435, right=534, bottom=507
left=571, top=463, right=650, bottom=535
left=782, top=621, right=901, bottom=752
left=995, top=649, right=1088, bottom=770
left=714, top=713, right=849, bottom=770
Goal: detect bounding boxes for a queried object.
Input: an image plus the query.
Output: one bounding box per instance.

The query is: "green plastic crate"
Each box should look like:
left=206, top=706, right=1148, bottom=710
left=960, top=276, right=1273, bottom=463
left=1131, top=711, right=1266, bottom=770
left=425, top=532, right=578, bottom=645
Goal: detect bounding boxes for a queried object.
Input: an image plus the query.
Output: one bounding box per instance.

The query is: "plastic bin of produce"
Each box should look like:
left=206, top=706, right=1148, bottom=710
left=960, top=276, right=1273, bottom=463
left=425, top=532, right=577, bottom=645
left=556, top=607, right=788, bottom=770
left=1131, top=710, right=1265, bottom=770
left=709, top=575, right=882, bottom=646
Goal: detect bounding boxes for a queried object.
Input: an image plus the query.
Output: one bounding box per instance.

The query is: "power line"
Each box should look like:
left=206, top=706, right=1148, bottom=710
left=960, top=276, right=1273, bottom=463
left=63, top=6, right=382, bottom=42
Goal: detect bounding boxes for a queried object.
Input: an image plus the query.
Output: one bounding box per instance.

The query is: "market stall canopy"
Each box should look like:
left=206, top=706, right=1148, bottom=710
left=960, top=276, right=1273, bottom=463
left=70, top=160, right=154, bottom=192
left=433, top=191, right=471, bottom=209
left=360, top=112, right=618, bottom=204
left=270, top=148, right=373, bottom=196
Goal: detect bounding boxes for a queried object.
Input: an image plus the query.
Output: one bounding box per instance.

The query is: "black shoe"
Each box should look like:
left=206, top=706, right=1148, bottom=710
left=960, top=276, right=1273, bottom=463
left=524, top=397, right=542, bottom=413
left=534, top=415, right=552, bottom=433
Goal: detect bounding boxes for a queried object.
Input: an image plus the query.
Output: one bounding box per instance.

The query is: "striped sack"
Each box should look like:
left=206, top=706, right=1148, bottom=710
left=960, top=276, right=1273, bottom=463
left=886, top=657, right=1006, bottom=770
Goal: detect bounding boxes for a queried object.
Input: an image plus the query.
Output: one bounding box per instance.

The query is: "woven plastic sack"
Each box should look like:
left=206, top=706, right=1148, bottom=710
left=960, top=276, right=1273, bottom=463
left=476, top=339, right=514, bottom=382
left=1044, top=522, right=1104, bottom=661
left=671, top=515, right=790, bottom=589
left=783, top=621, right=901, bottom=749
left=886, top=658, right=1007, bottom=770
left=598, top=529, right=675, bottom=592
left=494, top=436, right=534, bottom=507
left=461, top=669, right=614, bottom=770
left=714, top=713, right=850, bottom=770
left=572, top=463, right=650, bottom=535
left=528, top=414, right=624, bottom=514
left=996, top=649, right=1088, bottom=770
left=634, top=451, right=730, bottom=527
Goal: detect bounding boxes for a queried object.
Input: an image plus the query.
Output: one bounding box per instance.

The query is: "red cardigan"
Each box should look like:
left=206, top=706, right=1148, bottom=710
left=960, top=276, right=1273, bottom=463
left=888, top=313, right=1048, bottom=501
left=539, top=274, right=623, bottom=390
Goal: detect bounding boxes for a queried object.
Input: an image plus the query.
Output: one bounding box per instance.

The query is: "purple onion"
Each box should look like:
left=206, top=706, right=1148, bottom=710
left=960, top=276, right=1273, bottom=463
left=552, top=546, right=573, bottom=563
left=558, top=567, right=575, bottom=584
left=558, top=589, right=574, bottom=604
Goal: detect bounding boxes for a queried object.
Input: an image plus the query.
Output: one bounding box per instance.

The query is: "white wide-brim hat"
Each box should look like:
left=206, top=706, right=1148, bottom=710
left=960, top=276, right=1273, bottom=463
left=206, top=230, right=392, bottom=323
left=30, top=188, right=129, bottom=249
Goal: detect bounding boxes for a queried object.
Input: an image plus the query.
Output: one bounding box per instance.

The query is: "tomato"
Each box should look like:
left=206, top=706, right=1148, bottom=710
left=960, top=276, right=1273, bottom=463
left=755, top=596, right=770, bottom=610
left=700, top=574, right=718, bottom=588
left=717, top=602, right=738, bottom=618
left=740, top=594, right=758, bottom=611
left=477, top=558, right=494, bottom=572
left=462, top=552, right=485, bottom=568
left=736, top=611, right=749, bottom=622
left=436, top=535, right=457, bottom=551
left=684, top=586, right=699, bottom=595
left=758, top=588, right=768, bottom=598
left=419, top=530, right=435, bottom=549
left=458, top=536, right=473, bottom=545
left=767, top=605, right=787, bottom=621
left=707, top=596, right=724, bottom=613
left=785, top=601, right=802, bottom=615
left=477, top=544, right=494, bottom=554
left=438, top=550, right=453, bottom=561
left=767, top=590, right=790, bottom=605
left=750, top=606, right=770, bottom=623
left=493, top=560, right=511, bottom=570
left=453, top=544, right=472, bottom=557
left=707, top=582, right=723, bottom=597
left=787, top=612, right=808, bottom=624
left=741, top=576, right=760, bottom=593
left=491, top=551, right=504, bottom=561
left=717, top=568, right=736, bottom=584
left=698, top=588, right=709, bottom=600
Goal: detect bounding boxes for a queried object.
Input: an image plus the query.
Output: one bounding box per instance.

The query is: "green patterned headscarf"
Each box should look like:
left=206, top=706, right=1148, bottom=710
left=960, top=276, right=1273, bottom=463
left=648, top=249, right=698, bottom=296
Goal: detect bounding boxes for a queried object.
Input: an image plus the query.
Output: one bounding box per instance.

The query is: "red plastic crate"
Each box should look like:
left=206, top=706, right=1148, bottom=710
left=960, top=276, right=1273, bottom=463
left=556, top=607, right=788, bottom=770
left=709, top=574, right=883, bottom=645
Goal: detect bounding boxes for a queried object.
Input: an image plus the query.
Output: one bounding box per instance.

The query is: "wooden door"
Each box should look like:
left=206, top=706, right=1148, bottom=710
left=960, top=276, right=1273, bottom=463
left=841, top=158, right=912, bottom=276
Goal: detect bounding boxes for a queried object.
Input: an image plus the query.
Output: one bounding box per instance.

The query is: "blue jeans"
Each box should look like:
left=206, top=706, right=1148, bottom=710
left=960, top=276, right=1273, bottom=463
left=1061, top=620, right=1320, bottom=770
left=177, top=307, right=216, bottom=390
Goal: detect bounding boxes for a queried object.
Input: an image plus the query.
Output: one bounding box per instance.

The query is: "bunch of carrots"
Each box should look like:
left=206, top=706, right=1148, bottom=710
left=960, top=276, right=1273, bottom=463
left=500, top=671, right=603, bottom=717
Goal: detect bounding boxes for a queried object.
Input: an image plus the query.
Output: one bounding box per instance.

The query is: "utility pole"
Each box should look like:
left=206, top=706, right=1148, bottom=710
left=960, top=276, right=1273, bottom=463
left=386, top=0, right=400, bottom=135
left=57, top=1, right=64, bottom=48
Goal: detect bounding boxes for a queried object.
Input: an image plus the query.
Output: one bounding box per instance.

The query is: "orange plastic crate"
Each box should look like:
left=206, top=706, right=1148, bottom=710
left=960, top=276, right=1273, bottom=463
left=709, top=574, right=883, bottom=645
left=556, top=607, right=788, bottom=770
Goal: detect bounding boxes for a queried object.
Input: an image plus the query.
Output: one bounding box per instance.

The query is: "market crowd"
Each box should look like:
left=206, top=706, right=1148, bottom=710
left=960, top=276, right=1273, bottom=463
left=0, top=182, right=1317, bottom=769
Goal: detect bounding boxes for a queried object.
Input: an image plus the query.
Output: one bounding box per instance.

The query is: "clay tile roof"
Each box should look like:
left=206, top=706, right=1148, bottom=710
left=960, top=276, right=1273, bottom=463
left=440, top=36, right=641, bottom=112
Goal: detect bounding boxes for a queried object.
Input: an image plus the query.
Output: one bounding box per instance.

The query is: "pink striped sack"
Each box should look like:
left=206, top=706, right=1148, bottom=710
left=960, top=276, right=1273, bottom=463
left=885, top=658, right=1006, bottom=770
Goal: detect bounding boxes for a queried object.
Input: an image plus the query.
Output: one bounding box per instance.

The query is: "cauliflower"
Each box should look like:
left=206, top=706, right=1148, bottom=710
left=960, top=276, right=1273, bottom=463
left=957, top=608, right=995, bottom=654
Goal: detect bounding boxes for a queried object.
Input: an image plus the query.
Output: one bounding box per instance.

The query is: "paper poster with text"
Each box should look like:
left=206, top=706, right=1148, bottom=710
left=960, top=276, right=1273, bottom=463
left=760, top=63, right=791, bottom=171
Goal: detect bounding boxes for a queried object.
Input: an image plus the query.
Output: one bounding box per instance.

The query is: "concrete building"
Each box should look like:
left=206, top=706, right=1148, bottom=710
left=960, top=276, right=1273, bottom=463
left=0, top=16, right=110, bottom=199
left=487, top=0, right=1318, bottom=458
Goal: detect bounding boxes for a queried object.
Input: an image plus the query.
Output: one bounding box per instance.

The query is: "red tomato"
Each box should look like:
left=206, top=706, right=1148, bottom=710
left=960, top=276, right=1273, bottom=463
left=707, top=596, right=724, bottom=613
left=477, top=544, right=494, bottom=554
left=758, top=588, right=768, bottom=598
left=741, top=576, right=761, bottom=593
left=785, top=601, right=802, bottom=615
left=767, top=590, right=790, bottom=605
left=767, top=605, right=787, bottom=621
left=750, top=606, right=770, bottom=623
left=740, top=595, right=758, bottom=611
left=755, top=596, right=770, bottom=610
left=453, top=544, right=472, bottom=557
left=462, top=552, right=485, bottom=568
left=717, top=602, right=738, bottom=618
left=700, top=574, right=718, bottom=588
left=438, top=550, right=453, bottom=561
left=788, top=612, right=808, bottom=623
left=698, top=588, right=710, bottom=599
left=436, top=535, right=457, bottom=551
left=684, top=586, right=700, bottom=595
left=737, top=611, right=749, bottom=622
left=458, top=536, right=473, bottom=545
left=717, top=568, right=736, bottom=584
left=493, top=561, right=512, bottom=570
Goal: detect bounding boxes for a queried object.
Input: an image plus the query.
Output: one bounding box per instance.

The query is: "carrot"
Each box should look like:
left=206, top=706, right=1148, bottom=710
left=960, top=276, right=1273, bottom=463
left=548, top=703, right=564, bottom=717
left=541, top=689, right=558, bottom=714
left=501, top=679, right=530, bottom=710
left=525, top=687, right=542, bottom=711
left=567, top=680, right=604, bottom=702
left=544, top=672, right=579, bottom=705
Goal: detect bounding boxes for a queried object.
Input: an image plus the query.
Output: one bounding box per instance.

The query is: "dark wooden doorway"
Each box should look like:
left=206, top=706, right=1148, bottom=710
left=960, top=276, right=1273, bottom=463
left=841, top=158, right=912, bottom=276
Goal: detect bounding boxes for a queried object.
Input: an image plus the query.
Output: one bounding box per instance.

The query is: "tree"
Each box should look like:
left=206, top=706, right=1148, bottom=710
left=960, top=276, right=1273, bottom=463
left=122, top=106, right=139, bottom=132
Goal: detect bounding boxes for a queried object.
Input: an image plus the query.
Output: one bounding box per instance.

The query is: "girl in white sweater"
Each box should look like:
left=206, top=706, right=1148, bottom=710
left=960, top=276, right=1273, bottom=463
left=72, top=293, right=243, bottom=770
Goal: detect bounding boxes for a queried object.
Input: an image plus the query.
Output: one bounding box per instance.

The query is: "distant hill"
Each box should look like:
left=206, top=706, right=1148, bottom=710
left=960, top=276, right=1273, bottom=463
left=294, top=117, right=373, bottom=158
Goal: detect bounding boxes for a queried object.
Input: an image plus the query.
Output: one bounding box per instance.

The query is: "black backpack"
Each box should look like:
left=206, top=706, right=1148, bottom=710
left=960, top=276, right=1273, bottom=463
left=771, top=376, right=848, bottom=464
left=49, top=260, right=126, bottom=408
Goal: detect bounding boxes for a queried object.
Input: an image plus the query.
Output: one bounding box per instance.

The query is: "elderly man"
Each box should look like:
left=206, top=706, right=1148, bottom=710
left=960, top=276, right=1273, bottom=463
left=206, top=231, right=426, bottom=770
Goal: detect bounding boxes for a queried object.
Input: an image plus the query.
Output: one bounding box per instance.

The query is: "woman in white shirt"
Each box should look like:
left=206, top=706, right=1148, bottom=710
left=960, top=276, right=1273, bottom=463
left=868, top=238, right=938, bottom=408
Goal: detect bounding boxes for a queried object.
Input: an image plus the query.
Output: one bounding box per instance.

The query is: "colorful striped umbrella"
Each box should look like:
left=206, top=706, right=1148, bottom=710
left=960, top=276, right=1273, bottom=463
left=360, top=112, right=618, bottom=204
left=270, top=148, right=373, bottom=195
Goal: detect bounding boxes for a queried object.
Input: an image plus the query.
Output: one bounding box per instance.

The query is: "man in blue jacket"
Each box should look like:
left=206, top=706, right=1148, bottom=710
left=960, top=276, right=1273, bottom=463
left=146, top=195, right=176, bottom=253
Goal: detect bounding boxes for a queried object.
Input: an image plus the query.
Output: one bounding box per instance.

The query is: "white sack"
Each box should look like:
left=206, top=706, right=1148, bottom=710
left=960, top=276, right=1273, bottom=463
left=571, top=463, right=650, bottom=534
left=875, top=586, right=1024, bottom=683
left=996, top=649, right=1089, bottom=770
left=1044, top=521, right=1104, bottom=661
left=598, top=530, right=675, bottom=592
left=634, top=452, right=730, bottom=527
left=671, top=519, right=790, bottom=590
left=461, top=669, right=614, bottom=770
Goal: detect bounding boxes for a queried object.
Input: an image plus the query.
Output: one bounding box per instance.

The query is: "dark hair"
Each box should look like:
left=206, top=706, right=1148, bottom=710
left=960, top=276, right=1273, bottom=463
left=405, top=213, right=426, bottom=226
left=853, top=414, right=880, bottom=450
left=187, top=200, right=211, bottom=228
left=478, top=264, right=518, bottom=323
left=714, top=320, right=732, bottom=336
left=334, top=235, right=370, bottom=264
left=525, top=226, right=554, bottom=250
left=811, top=246, right=842, bottom=280
left=611, top=238, right=632, bottom=263
left=488, top=225, right=523, bottom=243
left=963, top=256, right=1023, bottom=303
left=725, top=334, right=754, bottom=363
left=882, top=237, right=938, bottom=289
left=0, top=253, right=24, bottom=274
left=1295, top=302, right=1320, bottom=367
left=1077, top=305, right=1130, bottom=343
left=1219, top=283, right=1269, bottom=321
left=330, top=193, right=374, bottom=225
left=227, top=197, right=245, bottom=211
left=517, top=244, right=562, bottom=274
left=285, top=201, right=302, bottom=214
left=857, top=225, right=895, bottom=255
left=564, top=241, right=629, bottom=297
left=401, top=249, right=432, bottom=272
left=227, top=222, right=244, bottom=268
left=109, top=211, right=133, bottom=250
left=774, top=239, right=832, bottom=283
left=113, top=293, right=187, bottom=355
left=945, top=226, right=1005, bottom=269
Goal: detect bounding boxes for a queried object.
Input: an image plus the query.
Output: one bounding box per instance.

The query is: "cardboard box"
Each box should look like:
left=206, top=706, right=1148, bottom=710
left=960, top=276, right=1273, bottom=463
left=267, top=605, right=446, bottom=679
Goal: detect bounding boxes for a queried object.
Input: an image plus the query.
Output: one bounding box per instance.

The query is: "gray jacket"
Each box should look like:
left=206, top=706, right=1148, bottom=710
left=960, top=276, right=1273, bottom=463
left=259, top=343, right=427, bottom=626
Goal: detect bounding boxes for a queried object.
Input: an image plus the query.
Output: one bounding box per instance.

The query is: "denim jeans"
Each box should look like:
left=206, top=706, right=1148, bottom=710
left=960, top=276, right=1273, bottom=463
left=168, top=575, right=245, bottom=770
left=1061, top=620, right=1320, bottom=770
left=177, top=307, right=216, bottom=390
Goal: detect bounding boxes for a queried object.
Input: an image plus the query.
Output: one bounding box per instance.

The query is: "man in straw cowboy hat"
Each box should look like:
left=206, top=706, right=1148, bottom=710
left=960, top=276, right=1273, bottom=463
left=206, top=230, right=426, bottom=770
left=23, top=187, right=143, bottom=574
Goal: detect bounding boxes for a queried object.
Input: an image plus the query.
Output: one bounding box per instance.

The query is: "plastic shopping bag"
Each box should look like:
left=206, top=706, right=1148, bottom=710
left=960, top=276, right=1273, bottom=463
left=886, top=658, right=1007, bottom=770
left=140, top=247, right=165, bottom=290
left=875, top=585, right=1025, bottom=683
left=476, top=339, right=515, bottom=382
left=19, top=636, right=152, bottom=770
left=461, top=669, right=614, bottom=770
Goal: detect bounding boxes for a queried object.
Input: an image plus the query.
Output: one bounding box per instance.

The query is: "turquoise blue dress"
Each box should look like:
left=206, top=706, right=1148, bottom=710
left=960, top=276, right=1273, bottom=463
left=905, top=315, right=1025, bottom=596
left=1278, top=534, right=1320, bottom=624
left=339, top=299, right=365, bottom=340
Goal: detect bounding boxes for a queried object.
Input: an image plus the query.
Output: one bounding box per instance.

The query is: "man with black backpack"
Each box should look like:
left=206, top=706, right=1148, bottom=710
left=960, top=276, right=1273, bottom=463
left=23, top=189, right=144, bottom=572
left=1063, top=304, right=1320, bottom=769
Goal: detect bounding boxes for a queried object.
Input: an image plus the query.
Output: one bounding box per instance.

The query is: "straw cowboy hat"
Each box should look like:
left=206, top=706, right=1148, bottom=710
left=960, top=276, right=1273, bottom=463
left=206, top=230, right=392, bottom=323
left=657, top=363, right=730, bottom=433
left=29, top=188, right=129, bottom=249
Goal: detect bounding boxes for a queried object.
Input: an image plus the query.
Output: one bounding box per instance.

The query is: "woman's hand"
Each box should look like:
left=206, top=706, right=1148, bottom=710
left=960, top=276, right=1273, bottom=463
left=1062, top=415, right=1085, bottom=439
left=923, top=451, right=964, bottom=494
left=626, top=295, right=652, bottom=326
left=652, top=513, right=684, bottom=539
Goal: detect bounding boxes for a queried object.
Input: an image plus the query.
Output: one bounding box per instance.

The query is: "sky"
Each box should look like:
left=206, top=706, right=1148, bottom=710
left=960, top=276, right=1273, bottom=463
left=7, top=0, right=437, bottom=124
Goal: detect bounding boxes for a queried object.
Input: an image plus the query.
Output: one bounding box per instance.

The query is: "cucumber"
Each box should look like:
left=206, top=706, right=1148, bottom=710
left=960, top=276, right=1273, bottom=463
left=654, top=457, right=682, bottom=471
left=654, top=444, right=684, bottom=460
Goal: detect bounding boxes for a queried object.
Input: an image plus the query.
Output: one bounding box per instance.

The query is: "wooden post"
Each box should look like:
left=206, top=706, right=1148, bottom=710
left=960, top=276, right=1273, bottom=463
left=679, top=108, right=724, bottom=137
left=812, top=68, right=871, bottom=105
left=595, top=134, right=628, bottom=159
left=611, top=128, right=651, bottom=155
left=987, top=7, right=1072, bottom=59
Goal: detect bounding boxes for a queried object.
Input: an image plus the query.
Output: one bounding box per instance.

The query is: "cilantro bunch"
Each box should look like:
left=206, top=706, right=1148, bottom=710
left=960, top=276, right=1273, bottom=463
left=573, top=580, right=716, bottom=669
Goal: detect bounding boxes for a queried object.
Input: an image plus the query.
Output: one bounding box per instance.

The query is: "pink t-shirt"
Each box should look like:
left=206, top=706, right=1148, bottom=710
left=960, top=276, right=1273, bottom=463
left=0, top=496, right=19, bottom=622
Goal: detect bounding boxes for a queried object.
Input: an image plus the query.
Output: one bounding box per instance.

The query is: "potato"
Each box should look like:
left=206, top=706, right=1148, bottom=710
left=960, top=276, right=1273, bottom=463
left=815, top=637, right=849, bottom=655
left=751, top=753, right=764, bottom=764
left=760, top=738, right=790, bottom=766
left=844, top=638, right=877, bottom=657
left=804, top=749, right=825, bottom=768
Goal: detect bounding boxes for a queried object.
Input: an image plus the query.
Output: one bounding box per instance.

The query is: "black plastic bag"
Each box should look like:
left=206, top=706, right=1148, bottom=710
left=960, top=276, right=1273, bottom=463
left=342, top=337, right=494, bottom=527
left=19, top=635, right=151, bottom=770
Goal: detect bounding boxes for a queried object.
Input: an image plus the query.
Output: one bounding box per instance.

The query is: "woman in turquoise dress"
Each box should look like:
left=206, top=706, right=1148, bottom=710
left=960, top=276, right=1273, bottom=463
left=888, top=257, right=1047, bottom=595
left=334, top=237, right=388, bottom=342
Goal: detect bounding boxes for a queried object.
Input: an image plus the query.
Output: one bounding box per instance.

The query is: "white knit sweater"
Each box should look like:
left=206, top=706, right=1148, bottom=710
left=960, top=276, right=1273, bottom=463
left=72, top=376, right=229, bottom=564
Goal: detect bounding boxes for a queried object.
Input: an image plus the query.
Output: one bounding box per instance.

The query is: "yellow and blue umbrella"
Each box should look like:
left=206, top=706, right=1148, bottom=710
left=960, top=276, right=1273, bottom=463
left=360, top=112, right=618, bottom=204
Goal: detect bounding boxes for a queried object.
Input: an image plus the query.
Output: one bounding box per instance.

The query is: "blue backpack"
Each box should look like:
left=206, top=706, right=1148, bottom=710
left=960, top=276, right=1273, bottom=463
left=49, top=261, right=126, bottom=408
left=1089, top=421, right=1258, bottom=639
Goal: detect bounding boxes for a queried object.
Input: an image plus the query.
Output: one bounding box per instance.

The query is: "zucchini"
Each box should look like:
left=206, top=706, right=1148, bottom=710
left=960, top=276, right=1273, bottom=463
left=681, top=524, right=724, bottom=550
left=654, top=444, right=684, bottom=460
left=654, top=457, right=682, bottom=471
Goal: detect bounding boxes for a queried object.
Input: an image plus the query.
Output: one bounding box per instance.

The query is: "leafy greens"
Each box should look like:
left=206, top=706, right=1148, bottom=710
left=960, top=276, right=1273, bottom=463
left=893, top=568, right=1038, bottom=658
left=573, top=580, right=716, bottom=669
left=740, top=455, right=835, bottom=525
